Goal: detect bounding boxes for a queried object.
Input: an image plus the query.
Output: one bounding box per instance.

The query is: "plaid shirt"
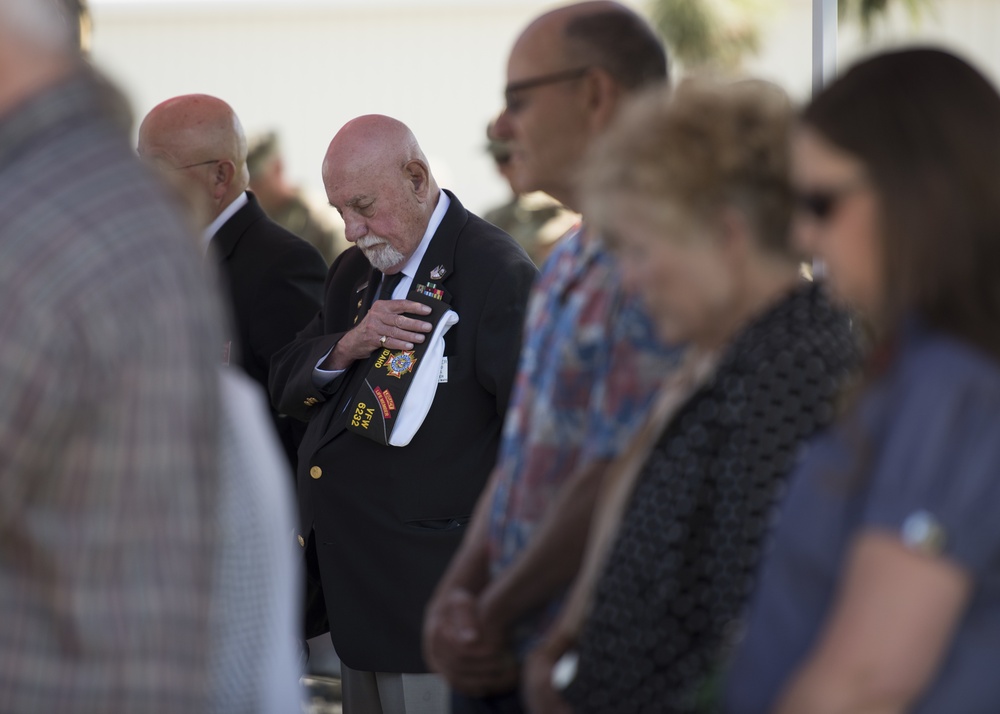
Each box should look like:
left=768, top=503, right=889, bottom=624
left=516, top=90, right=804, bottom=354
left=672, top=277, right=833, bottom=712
left=487, top=227, right=678, bottom=647
left=0, top=71, right=226, bottom=712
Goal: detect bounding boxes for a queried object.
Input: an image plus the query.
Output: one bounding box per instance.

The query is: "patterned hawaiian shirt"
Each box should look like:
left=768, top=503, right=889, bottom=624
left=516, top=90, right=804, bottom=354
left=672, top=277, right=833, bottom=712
left=487, top=226, right=678, bottom=647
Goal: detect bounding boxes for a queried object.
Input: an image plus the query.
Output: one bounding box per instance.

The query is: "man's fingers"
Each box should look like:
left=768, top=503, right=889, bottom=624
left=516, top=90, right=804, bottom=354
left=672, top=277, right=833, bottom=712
left=373, top=299, right=433, bottom=326
left=386, top=325, right=429, bottom=344
left=373, top=298, right=432, bottom=316
left=364, top=306, right=432, bottom=349
left=386, top=298, right=433, bottom=316
left=379, top=330, right=425, bottom=350
left=393, top=314, right=433, bottom=333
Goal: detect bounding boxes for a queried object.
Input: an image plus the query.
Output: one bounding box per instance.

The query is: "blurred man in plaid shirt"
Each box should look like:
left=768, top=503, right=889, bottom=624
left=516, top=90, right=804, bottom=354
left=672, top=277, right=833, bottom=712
left=0, top=1, right=300, bottom=711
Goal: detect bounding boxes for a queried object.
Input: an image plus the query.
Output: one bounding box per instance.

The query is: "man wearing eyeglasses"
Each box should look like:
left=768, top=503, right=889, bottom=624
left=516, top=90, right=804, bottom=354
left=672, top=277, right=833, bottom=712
left=138, top=95, right=327, bottom=476
left=423, top=2, right=675, bottom=712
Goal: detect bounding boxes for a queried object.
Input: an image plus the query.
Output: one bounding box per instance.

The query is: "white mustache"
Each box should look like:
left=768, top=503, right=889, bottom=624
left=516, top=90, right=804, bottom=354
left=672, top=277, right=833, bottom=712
left=357, top=235, right=387, bottom=249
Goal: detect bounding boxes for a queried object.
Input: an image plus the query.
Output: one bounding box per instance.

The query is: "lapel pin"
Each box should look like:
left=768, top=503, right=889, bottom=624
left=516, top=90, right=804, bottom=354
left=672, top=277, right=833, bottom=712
left=430, top=265, right=447, bottom=280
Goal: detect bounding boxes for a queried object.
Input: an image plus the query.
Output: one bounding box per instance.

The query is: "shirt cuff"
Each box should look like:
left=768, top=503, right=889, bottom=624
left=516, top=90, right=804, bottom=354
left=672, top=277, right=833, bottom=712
left=312, top=348, right=345, bottom=388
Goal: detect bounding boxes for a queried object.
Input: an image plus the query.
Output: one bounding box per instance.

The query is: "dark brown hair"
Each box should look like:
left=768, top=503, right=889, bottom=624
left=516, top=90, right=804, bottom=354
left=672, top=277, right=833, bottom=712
left=803, top=48, right=1000, bottom=359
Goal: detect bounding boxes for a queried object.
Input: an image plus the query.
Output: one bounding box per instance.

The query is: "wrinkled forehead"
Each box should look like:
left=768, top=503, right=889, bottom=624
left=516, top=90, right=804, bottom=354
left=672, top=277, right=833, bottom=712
left=323, top=158, right=403, bottom=209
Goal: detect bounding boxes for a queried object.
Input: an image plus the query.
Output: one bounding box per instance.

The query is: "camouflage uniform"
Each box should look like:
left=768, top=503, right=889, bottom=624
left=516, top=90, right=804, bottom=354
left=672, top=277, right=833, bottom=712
left=483, top=191, right=578, bottom=267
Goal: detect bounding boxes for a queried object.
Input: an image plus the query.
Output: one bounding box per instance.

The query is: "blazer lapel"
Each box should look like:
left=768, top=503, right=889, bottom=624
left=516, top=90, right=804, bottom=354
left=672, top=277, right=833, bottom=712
left=410, top=190, right=467, bottom=303
left=351, top=268, right=380, bottom=326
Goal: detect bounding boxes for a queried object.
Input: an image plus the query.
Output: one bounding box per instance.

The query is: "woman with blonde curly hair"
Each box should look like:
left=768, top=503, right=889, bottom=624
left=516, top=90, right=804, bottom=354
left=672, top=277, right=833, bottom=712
left=523, top=77, right=860, bottom=714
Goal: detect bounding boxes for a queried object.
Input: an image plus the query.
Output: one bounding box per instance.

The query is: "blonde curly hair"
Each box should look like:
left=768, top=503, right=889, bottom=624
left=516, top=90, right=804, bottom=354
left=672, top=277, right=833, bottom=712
left=581, top=76, right=796, bottom=257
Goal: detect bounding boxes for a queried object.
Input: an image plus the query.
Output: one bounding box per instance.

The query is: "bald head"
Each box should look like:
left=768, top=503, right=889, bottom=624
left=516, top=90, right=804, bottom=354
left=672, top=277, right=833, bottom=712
left=139, top=94, right=247, bottom=174
left=138, top=94, right=249, bottom=224
left=323, top=115, right=429, bottom=187
left=322, top=115, right=440, bottom=274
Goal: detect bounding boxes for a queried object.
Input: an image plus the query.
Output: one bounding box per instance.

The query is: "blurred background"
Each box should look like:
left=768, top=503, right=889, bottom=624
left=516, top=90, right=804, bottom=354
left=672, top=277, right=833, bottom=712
left=86, top=0, right=1000, bottom=224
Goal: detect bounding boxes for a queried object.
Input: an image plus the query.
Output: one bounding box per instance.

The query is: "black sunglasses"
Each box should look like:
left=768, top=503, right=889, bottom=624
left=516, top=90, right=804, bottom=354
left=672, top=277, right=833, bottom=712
left=794, top=177, right=868, bottom=221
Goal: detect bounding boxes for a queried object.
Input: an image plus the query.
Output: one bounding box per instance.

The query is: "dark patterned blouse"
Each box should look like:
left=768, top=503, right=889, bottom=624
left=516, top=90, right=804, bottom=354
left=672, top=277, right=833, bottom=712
left=565, top=281, right=860, bottom=714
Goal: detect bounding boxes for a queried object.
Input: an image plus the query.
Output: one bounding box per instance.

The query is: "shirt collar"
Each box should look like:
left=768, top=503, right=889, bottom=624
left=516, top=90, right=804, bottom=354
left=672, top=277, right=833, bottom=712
left=395, top=189, right=450, bottom=280
left=203, top=190, right=249, bottom=251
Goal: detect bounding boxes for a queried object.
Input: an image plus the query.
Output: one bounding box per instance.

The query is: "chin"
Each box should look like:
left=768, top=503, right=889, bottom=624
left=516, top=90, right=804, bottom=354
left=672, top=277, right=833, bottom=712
left=361, top=244, right=405, bottom=273
left=508, top=162, right=539, bottom=195
left=508, top=174, right=533, bottom=197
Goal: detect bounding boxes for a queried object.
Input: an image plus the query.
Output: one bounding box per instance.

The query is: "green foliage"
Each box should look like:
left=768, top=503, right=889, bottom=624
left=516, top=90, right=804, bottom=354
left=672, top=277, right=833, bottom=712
left=650, top=0, right=935, bottom=70
left=839, top=0, right=934, bottom=34
left=650, top=0, right=762, bottom=70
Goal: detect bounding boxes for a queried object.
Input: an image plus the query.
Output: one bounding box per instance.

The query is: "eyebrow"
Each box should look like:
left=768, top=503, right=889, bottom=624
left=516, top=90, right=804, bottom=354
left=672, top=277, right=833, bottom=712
left=345, top=196, right=373, bottom=208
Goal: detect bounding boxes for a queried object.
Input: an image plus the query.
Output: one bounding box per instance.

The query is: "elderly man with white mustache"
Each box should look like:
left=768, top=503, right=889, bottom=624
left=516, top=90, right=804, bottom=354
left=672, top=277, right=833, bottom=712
left=269, top=114, right=537, bottom=714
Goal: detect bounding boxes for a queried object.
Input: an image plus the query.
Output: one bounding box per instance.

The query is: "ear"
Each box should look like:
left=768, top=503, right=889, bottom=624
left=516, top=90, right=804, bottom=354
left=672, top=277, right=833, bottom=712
left=583, top=67, right=622, bottom=135
left=212, top=160, right=237, bottom=201
left=404, top=160, right=430, bottom=202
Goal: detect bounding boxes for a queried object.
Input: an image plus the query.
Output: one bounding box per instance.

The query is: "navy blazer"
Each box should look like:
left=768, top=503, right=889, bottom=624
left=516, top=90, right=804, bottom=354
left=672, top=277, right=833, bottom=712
left=270, top=190, right=537, bottom=672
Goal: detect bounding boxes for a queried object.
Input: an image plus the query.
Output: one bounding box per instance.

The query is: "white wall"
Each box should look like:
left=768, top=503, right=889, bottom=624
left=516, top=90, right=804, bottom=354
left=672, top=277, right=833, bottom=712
left=88, top=0, right=1000, bottom=216
left=88, top=0, right=570, bottom=217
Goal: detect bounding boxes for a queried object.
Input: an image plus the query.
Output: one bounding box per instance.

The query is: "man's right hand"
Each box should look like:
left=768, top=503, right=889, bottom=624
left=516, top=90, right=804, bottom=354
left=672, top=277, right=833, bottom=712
left=423, top=587, right=519, bottom=697
left=321, top=298, right=432, bottom=370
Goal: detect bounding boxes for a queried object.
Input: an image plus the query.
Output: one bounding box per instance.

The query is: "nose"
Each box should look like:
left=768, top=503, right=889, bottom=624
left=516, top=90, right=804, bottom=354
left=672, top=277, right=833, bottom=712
left=343, top=215, right=367, bottom=244
left=493, top=107, right=514, bottom=140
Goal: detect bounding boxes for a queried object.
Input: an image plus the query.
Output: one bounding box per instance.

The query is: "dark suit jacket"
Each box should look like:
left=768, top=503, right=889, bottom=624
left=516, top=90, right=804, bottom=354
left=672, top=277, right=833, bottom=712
left=211, top=192, right=327, bottom=469
left=270, top=191, right=537, bottom=672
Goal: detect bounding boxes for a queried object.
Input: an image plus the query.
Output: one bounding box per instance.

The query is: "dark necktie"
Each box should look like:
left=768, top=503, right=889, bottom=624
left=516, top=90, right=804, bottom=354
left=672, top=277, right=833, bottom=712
left=376, top=271, right=405, bottom=302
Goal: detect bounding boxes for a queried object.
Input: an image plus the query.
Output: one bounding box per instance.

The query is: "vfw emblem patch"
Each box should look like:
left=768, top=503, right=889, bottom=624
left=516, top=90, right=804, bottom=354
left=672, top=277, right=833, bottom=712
left=386, top=350, right=417, bottom=378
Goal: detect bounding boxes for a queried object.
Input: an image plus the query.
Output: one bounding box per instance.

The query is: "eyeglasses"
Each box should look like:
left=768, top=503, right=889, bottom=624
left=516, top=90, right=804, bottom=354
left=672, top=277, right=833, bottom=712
left=172, top=159, right=221, bottom=171
left=504, top=67, right=590, bottom=111
left=794, top=177, right=868, bottom=221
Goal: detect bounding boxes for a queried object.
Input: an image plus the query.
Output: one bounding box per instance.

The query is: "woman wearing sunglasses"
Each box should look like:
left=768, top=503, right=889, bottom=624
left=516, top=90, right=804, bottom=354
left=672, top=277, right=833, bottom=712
left=521, top=77, right=860, bottom=714
left=725, top=48, right=1000, bottom=713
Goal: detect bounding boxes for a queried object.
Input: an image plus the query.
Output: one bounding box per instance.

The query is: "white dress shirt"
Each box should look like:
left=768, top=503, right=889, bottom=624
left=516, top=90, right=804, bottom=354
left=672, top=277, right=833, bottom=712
left=203, top=191, right=249, bottom=252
